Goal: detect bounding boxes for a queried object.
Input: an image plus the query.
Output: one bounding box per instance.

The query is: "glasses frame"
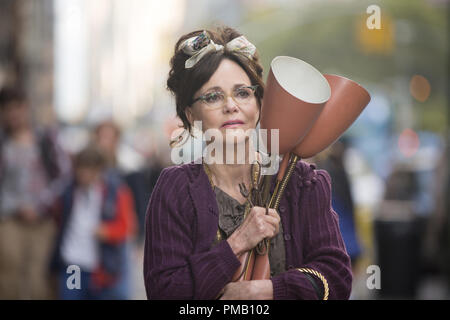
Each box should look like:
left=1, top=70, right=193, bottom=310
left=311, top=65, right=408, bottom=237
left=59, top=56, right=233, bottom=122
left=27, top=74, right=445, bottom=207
left=191, top=85, right=259, bottom=109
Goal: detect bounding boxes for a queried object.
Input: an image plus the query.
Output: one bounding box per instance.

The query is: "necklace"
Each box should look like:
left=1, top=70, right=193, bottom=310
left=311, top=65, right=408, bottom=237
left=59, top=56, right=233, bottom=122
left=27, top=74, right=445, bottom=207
left=202, top=161, right=254, bottom=242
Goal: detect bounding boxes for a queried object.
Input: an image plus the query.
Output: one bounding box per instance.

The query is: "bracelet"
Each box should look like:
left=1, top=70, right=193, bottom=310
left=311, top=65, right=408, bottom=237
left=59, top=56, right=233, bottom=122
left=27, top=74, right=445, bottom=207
left=296, top=268, right=329, bottom=300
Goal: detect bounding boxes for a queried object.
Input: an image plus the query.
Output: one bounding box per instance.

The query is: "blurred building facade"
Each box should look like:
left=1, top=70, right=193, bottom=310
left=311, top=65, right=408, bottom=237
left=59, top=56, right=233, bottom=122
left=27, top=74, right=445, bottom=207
left=0, top=0, right=55, bottom=126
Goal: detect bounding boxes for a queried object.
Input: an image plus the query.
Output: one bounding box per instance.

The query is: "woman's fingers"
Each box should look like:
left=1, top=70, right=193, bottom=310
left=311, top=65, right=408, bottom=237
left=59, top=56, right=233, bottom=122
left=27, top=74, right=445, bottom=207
left=252, top=207, right=280, bottom=220
left=251, top=206, right=280, bottom=237
left=231, top=206, right=282, bottom=251
left=259, top=216, right=280, bottom=238
left=267, top=208, right=280, bottom=222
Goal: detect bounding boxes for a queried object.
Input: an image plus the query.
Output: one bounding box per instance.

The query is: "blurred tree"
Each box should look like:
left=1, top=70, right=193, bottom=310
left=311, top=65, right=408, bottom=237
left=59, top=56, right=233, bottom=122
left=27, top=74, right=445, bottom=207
left=239, top=0, right=447, bottom=133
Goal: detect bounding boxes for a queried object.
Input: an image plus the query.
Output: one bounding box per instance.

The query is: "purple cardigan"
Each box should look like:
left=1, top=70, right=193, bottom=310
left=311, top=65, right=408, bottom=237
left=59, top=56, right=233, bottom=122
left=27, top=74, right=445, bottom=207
left=143, top=160, right=352, bottom=300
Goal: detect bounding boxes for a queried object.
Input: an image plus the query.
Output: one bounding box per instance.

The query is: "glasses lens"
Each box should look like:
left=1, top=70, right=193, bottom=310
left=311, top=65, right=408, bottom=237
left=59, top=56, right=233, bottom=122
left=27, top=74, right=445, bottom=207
left=201, top=86, right=256, bottom=108
left=233, top=87, right=255, bottom=103
left=203, top=92, right=224, bottom=108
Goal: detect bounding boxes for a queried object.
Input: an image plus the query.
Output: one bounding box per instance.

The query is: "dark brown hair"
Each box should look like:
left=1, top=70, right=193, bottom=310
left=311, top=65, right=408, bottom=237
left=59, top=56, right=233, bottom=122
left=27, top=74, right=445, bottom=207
left=74, top=145, right=107, bottom=170
left=166, top=26, right=264, bottom=147
left=0, top=86, right=27, bottom=109
left=94, top=120, right=121, bottom=140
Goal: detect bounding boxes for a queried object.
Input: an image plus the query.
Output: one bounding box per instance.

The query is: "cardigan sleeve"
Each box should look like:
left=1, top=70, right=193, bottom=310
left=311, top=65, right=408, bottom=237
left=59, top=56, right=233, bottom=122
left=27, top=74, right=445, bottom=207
left=143, top=166, right=241, bottom=300
left=271, top=169, right=353, bottom=300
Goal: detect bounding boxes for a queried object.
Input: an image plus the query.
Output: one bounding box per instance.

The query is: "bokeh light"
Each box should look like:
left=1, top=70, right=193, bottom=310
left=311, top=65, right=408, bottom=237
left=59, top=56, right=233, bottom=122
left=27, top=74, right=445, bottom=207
left=409, top=74, right=431, bottom=102
left=398, top=128, right=420, bottom=157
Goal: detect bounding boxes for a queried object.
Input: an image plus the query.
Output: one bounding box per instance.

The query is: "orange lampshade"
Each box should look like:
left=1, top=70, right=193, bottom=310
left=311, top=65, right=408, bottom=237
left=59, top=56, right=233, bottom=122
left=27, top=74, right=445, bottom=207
left=293, top=74, right=371, bottom=158
left=260, top=56, right=331, bottom=155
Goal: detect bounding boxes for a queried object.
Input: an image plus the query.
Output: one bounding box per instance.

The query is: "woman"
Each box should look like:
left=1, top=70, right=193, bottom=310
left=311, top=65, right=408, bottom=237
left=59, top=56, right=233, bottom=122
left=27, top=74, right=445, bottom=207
left=143, top=26, right=352, bottom=300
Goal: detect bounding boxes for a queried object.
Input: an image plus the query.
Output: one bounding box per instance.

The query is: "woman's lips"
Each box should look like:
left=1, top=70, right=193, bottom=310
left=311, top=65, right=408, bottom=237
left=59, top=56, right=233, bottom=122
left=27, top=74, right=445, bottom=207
left=221, top=120, right=244, bottom=128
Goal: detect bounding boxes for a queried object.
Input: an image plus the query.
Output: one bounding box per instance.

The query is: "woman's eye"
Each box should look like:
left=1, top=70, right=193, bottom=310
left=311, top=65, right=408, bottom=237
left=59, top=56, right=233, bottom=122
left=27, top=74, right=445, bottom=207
left=205, top=93, right=221, bottom=103
left=236, top=89, right=250, bottom=98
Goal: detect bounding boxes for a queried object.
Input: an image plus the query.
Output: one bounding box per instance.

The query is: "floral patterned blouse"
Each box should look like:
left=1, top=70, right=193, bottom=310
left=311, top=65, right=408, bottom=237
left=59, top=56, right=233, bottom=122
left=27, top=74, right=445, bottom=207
left=212, top=185, right=286, bottom=277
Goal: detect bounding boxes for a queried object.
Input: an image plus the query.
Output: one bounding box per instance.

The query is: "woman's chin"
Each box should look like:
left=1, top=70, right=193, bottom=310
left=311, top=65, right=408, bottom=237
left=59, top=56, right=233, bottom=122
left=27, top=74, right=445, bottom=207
left=223, top=131, right=249, bottom=145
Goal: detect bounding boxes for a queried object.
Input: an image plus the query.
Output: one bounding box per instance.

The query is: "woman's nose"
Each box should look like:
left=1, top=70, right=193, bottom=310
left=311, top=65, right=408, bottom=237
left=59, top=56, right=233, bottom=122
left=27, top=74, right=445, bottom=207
left=223, top=96, right=239, bottom=112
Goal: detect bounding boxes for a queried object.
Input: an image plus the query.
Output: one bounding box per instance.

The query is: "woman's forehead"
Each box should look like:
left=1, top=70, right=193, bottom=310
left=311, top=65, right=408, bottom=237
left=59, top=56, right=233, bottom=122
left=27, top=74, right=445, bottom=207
left=201, top=59, right=251, bottom=91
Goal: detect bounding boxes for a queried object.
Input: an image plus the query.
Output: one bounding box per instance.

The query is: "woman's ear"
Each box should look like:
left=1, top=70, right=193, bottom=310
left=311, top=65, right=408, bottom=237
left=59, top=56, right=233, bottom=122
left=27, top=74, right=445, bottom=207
left=185, top=107, right=195, bottom=127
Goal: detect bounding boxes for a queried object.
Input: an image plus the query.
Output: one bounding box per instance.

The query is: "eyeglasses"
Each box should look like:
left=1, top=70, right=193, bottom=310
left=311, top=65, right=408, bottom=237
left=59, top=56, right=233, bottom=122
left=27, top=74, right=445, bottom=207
left=191, top=85, right=258, bottom=109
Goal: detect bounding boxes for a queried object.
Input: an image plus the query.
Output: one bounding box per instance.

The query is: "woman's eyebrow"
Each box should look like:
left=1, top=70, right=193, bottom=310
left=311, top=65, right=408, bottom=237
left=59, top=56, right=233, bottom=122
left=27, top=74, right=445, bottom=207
left=203, top=83, right=251, bottom=93
left=233, top=83, right=250, bottom=89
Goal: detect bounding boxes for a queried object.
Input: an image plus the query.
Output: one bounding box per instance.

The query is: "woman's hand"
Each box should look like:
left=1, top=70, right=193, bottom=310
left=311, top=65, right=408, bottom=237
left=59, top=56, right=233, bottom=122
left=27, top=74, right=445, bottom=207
left=227, top=206, right=280, bottom=256
left=219, top=280, right=273, bottom=300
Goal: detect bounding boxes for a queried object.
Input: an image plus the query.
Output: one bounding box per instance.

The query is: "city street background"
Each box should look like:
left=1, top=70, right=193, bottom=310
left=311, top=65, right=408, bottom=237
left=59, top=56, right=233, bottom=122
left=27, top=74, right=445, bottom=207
left=0, top=0, right=448, bottom=299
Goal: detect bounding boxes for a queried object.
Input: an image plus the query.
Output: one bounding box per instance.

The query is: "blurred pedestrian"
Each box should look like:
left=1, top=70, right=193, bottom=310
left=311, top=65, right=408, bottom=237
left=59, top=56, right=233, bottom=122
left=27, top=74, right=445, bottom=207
left=423, top=142, right=450, bottom=293
left=315, top=138, right=362, bottom=268
left=92, top=120, right=138, bottom=299
left=93, top=120, right=121, bottom=169
left=124, top=150, right=165, bottom=245
left=50, top=146, right=136, bottom=299
left=0, top=86, right=70, bottom=299
left=375, top=165, right=421, bottom=298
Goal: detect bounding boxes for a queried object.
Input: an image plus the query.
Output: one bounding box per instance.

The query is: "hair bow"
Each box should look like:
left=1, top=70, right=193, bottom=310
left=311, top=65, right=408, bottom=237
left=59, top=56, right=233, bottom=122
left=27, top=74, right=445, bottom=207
left=178, top=31, right=256, bottom=69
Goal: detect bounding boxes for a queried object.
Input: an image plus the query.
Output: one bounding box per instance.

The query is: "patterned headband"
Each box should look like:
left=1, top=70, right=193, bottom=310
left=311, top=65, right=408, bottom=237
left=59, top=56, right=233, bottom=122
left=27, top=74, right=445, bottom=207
left=178, top=31, right=257, bottom=69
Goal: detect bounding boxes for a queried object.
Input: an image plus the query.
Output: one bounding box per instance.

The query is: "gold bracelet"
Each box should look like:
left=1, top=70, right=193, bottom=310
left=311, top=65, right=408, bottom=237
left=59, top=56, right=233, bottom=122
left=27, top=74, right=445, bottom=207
left=296, top=268, right=329, bottom=300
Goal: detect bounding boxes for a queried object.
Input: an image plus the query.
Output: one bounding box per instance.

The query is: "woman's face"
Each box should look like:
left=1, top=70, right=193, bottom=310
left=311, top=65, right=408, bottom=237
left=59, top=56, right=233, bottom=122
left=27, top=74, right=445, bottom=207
left=1, top=101, right=30, bottom=132
left=186, top=58, right=260, bottom=145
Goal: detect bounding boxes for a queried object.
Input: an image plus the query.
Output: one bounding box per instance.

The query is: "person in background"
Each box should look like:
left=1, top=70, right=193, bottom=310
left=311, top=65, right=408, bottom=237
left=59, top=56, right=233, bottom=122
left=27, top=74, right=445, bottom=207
left=315, top=138, right=362, bottom=268
left=50, top=146, right=136, bottom=299
left=124, top=149, right=165, bottom=245
left=93, top=120, right=121, bottom=170
left=94, top=120, right=164, bottom=244
left=423, top=143, right=450, bottom=295
left=0, top=86, right=70, bottom=299
left=93, top=120, right=137, bottom=299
